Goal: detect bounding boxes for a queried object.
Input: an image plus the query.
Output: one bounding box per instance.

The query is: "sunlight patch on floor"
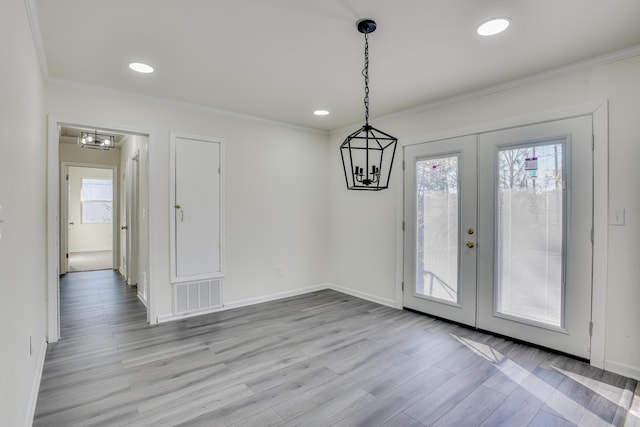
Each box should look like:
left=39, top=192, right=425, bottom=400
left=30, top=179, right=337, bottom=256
left=454, top=334, right=632, bottom=425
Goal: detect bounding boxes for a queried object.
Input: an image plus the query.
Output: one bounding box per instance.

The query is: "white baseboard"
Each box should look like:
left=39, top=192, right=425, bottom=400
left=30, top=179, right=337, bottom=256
left=156, top=283, right=399, bottom=324
left=223, top=284, right=326, bottom=311
left=605, top=359, right=640, bottom=381
left=70, top=247, right=112, bottom=253
left=157, top=305, right=225, bottom=323
left=325, top=283, right=397, bottom=308
left=156, top=283, right=398, bottom=324
left=137, top=293, right=148, bottom=308
left=26, top=338, right=47, bottom=427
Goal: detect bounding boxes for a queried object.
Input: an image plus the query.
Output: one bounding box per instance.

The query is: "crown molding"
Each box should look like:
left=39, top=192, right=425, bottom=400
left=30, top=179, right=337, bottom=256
left=376, top=44, right=640, bottom=125
left=46, top=78, right=329, bottom=136
left=24, top=0, right=49, bottom=80
left=330, top=44, right=640, bottom=137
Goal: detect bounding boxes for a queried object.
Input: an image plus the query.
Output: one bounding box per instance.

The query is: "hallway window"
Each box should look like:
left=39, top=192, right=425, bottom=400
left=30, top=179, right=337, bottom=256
left=81, top=178, right=113, bottom=223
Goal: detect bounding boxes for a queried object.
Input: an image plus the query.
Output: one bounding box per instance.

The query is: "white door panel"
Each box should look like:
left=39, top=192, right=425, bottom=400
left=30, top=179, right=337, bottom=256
left=173, top=137, right=221, bottom=279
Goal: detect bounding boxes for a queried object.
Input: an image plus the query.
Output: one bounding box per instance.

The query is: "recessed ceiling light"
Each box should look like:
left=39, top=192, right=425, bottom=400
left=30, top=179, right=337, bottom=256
left=477, top=18, right=511, bottom=36
left=314, top=110, right=330, bottom=116
left=128, top=62, right=154, bottom=73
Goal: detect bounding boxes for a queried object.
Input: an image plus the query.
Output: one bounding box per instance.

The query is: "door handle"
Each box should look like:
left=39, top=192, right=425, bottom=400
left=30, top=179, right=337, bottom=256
left=121, top=226, right=128, bottom=230
left=466, top=241, right=475, bottom=248
left=69, top=222, right=74, bottom=225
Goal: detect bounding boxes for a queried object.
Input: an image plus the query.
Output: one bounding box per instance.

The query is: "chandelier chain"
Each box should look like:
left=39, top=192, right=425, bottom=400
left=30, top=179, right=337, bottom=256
left=362, top=32, right=370, bottom=125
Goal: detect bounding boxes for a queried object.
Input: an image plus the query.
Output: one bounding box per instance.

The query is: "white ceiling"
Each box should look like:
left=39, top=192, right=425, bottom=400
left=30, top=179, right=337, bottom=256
left=34, top=0, right=640, bottom=131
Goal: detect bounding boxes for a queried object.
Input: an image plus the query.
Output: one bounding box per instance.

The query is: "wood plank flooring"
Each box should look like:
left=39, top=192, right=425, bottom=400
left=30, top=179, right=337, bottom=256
left=34, top=270, right=637, bottom=426
left=67, top=251, right=113, bottom=272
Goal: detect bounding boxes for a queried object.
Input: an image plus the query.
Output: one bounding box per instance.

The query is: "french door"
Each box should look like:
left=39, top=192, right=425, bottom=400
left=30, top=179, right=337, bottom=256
left=404, top=116, right=593, bottom=358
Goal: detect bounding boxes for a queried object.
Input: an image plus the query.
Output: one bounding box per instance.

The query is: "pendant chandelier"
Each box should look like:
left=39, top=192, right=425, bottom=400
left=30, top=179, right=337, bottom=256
left=78, top=130, right=115, bottom=150
left=340, top=19, right=398, bottom=191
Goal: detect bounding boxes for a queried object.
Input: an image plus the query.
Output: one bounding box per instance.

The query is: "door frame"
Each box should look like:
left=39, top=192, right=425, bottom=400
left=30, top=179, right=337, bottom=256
left=126, top=152, right=140, bottom=287
left=395, top=100, right=608, bottom=369
left=60, top=163, right=119, bottom=274
left=47, top=115, right=154, bottom=342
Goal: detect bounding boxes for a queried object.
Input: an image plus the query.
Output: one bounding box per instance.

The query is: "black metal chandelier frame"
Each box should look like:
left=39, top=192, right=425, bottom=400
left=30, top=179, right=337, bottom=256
left=78, top=130, right=115, bottom=150
left=340, top=19, right=398, bottom=191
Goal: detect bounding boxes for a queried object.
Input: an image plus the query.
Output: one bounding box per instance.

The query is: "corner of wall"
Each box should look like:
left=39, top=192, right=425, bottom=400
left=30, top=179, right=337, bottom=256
left=25, top=339, right=47, bottom=427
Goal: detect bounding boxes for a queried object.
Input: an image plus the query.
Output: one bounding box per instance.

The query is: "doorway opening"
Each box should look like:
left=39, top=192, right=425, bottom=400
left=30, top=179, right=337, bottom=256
left=48, top=120, right=151, bottom=342
left=64, top=165, right=116, bottom=272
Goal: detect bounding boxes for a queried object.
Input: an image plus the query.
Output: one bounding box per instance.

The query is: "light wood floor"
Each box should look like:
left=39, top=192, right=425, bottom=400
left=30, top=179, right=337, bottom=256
left=68, top=250, right=113, bottom=272
left=34, top=270, right=637, bottom=426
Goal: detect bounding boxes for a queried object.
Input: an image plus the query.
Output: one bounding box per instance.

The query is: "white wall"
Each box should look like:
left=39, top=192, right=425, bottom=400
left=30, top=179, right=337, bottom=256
left=67, top=166, right=113, bottom=252
left=0, top=0, right=47, bottom=425
left=45, top=83, right=331, bottom=322
left=59, top=141, right=121, bottom=166
left=328, top=56, right=640, bottom=379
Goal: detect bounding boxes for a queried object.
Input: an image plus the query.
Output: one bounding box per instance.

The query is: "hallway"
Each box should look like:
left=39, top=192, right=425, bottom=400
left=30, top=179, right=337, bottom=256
left=34, top=270, right=146, bottom=424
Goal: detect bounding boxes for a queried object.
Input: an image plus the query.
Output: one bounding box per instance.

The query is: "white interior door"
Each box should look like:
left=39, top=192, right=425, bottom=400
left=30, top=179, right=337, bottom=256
left=404, top=116, right=593, bottom=358
left=172, top=136, right=222, bottom=280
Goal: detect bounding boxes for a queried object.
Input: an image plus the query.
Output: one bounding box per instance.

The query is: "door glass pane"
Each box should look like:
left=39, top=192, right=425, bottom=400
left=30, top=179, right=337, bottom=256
left=416, top=155, right=459, bottom=303
left=496, top=142, right=564, bottom=327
